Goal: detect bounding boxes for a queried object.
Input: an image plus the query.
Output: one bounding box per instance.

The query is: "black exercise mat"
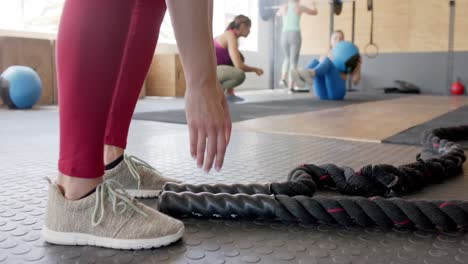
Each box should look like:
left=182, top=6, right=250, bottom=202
left=383, top=105, right=468, bottom=149
left=133, top=92, right=403, bottom=124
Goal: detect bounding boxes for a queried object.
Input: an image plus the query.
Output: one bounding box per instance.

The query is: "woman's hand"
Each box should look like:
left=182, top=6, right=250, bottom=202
left=185, top=81, right=231, bottom=173
left=167, top=0, right=232, bottom=173
left=254, top=68, right=264, bottom=76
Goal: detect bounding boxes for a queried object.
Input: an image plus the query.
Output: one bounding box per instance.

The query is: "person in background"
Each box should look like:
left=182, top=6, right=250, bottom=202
left=291, top=37, right=362, bottom=100
left=330, top=29, right=344, bottom=49
left=329, top=30, right=361, bottom=85
left=214, top=15, right=264, bottom=102
left=276, top=0, right=318, bottom=92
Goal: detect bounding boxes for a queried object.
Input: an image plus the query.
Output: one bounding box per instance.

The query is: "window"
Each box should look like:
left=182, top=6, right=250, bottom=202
left=0, top=0, right=64, bottom=33
left=159, top=0, right=259, bottom=51
left=0, top=0, right=258, bottom=51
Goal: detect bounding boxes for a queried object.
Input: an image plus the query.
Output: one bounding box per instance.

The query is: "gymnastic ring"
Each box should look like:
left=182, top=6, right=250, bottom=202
left=365, top=43, right=379, bottom=59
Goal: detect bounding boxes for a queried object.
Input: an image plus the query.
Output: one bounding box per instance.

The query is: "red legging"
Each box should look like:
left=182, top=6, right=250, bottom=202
left=57, top=0, right=166, bottom=178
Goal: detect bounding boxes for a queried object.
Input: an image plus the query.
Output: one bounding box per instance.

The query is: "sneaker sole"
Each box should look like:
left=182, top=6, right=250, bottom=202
left=126, top=189, right=161, bottom=198
left=290, top=70, right=305, bottom=88
left=291, top=87, right=310, bottom=93
left=41, top=225, right=184, bottom=250
left=298, top=71, right=314, bottom=85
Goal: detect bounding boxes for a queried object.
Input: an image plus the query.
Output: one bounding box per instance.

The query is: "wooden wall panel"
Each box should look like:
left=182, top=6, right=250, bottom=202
left=146, top=54, right=175, bottom=97
left=351, top=0, right=372, bottom=51
left=373, top=0, right=410, bottom=53
left=0, top=36, right=55, bottom=105
left=146, top=54, right=186, bottom=97
left=334, top=1, right=353, bottom=44
left=299, top=0, right=331, bottom=55
left=408, top=0, right=449, bottom=52
left=454, top=0, right=468, bottom=51
left=299, top=0, right=467, bottom=54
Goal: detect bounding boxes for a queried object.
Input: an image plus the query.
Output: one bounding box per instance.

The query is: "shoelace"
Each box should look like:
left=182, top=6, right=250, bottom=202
left=92, top=180, right=147, bottom=227
left=124, top=154, right=162, bottom=190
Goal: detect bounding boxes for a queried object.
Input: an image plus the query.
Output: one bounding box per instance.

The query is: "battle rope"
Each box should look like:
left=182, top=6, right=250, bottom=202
left=163, top=126, right=467, bottom=198
left=287, top=125, right=466, bottom=197
left=159, top=125, right=468, bottom=231
left=159, top=192, right=468, bottom=231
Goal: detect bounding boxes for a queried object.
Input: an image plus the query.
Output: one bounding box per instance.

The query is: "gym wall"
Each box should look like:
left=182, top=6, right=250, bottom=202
left=274, top=0, right=468, bottom=94
left=300, top=0, right=468, bottom=54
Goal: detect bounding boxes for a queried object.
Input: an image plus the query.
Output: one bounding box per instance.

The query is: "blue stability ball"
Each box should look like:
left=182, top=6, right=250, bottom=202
left=331, top=41, right=360, bottom=74
left=1, top=66, right=42, bottom=109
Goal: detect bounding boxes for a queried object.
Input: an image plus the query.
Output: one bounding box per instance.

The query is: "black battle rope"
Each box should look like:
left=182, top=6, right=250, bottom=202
left=159, top=126, right=468, bottom=231
left=162, top=178, right=316, bottom=197
left=163, top=126, right=467, bottom=198
left=288, top=125, right=466, bottom=197
left=159, top=193, right=468, bottom=231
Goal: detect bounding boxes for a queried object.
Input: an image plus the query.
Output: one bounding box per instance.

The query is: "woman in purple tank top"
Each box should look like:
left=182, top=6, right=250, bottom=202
left=214, top=15, right=264, bottom=102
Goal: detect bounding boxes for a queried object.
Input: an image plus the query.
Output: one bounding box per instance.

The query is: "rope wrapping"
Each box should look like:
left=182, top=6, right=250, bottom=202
left=162, top=175, right=317, bottom=197
left=159, top=126, right=468, bottom=231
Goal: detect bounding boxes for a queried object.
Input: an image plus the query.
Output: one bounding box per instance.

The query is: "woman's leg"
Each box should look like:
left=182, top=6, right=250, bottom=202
left=280, top=32, right=290, bottom=84
left=47, top=0, right=185, bottom=250
left=217, top=65, right=246, bottom=90
left=226, top=88, right=236, bottom=96
left=305, top=58, right=320, bottom=70
left=303, top=58, right=329, bottom=99
left=288, top=31, right=302, bottom=89
left=310, top=56, right=333, bottom=77
left=290, top=58, right=318, bottom=87
left=313, top=76, right=328, bottom=99
left=324, top=64, right=346, bottom=100
left=104, top=0, right=167, bottom=163
left=57, top=0, right=135, bottom=198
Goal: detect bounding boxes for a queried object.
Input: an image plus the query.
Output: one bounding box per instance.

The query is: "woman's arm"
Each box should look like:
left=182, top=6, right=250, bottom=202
left=351, top=58, right=362, bottom=85
left=167, top=0, right=231, bottom=172
left=276, top=4, right=287, bottom=16
left=226, top=32, right=263, bottom=75
left=300, top=3, right=318, bottom=15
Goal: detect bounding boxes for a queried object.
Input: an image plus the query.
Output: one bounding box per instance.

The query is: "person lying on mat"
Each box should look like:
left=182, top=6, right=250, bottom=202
left=214, top=14, right=264, bottom=103
left=291, top=40, right=361, bottom=100
left=330, top=30, right=344, bottom=49
left=329, top=30, right=361, bottom=86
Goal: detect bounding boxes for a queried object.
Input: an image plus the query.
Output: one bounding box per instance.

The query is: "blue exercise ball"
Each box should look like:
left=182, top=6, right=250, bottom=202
left=1, top=66, right=42, bottom=109
left=331, top=41, right=360, bottom=74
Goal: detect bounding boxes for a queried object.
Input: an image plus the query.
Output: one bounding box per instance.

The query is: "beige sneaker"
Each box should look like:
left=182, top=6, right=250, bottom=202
left=291, top=69, right=314, bottom=87
left=41, top=180, right=184, bottom=250
left=105, top=154, right=181, bottom=198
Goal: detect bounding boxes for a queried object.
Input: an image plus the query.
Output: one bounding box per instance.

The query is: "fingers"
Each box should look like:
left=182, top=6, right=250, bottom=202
left=196, top=130, right=206, bottom=169
left=199, top=124, right=227, bottom=173
left=215, top=130, right=226, bottom=171
left=203, top=128, right=217, bottom=173
left=223, top=99, right=232, bottom=145
left=189, top=124, right=198, bottom=159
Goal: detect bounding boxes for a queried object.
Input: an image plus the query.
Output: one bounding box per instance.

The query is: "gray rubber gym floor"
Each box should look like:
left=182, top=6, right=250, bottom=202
left=1, top=96, right=468, bottom=263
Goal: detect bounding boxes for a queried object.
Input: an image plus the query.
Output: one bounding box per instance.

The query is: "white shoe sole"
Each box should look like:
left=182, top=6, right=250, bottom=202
left=41, top=225, right=184, bottom=250
left=126, top=189, right=162, bottom=198
left=291, top=70, right=305, bottom=88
